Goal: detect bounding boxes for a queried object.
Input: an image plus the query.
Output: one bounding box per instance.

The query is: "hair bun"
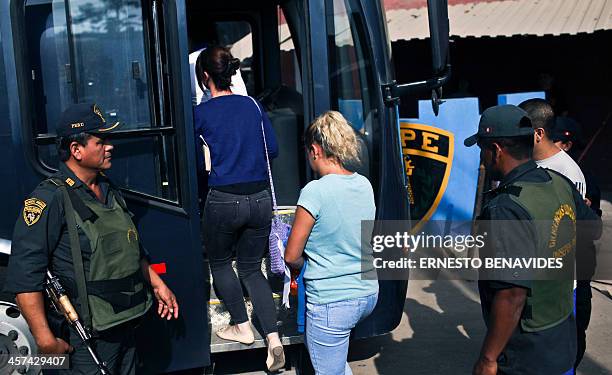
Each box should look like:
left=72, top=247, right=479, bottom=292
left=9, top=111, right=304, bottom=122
left=230, top=58, right=241, bottom=71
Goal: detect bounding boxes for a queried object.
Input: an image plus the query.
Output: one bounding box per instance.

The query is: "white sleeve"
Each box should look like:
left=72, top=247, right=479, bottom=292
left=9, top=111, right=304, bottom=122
left=231, top=70, right=248, bottom=96
left=574, top=168, right=587, bottom=199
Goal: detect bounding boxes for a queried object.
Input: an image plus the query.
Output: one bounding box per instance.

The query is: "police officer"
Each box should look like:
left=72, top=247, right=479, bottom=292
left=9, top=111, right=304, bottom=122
left=465, top=105, right=601, bottom=375
left=5, top=103, right=179, bottom=374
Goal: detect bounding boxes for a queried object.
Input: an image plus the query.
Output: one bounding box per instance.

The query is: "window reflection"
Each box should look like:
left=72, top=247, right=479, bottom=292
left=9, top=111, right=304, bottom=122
left=26, top=0, right=152, bottom=133
left=327, top=0, right=375, bottom=178
left=68, top=0, right=151, bottom=130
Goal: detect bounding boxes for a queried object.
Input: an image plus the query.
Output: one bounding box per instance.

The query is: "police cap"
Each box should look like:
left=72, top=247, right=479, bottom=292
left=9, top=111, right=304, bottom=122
left=551, top=116, right=582, bottom=144
left=464, top=105, right=534, bottom=147
left=56, top=103, right=120, bottom=137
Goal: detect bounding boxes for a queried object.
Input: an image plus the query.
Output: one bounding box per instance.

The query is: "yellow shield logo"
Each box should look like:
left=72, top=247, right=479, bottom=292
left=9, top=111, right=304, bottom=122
left=400, top=122, right=454, bottom=232
left=23, top=198, right=47, bottom=226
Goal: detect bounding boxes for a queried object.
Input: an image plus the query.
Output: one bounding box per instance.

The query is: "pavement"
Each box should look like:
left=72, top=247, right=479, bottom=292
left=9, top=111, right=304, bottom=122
left=348, top=278, right=612, bottom=375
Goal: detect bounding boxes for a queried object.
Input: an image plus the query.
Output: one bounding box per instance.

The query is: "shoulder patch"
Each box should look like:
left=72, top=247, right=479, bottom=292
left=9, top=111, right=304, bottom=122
left=23, top=198, right=47, bottom=226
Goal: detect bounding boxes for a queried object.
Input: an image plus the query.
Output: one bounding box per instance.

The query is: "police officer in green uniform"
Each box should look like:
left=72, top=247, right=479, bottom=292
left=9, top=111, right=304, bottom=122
left=5, top=103, right=179, bottom=374
left=465, top=105, right=601, bottom=375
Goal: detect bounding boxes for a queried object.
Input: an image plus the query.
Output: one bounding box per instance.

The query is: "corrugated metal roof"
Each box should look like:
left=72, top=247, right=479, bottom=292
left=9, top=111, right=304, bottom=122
left=385, top=0, right=612, bottom=41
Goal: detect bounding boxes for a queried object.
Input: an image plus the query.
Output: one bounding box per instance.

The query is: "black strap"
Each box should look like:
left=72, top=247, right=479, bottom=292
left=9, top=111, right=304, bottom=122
left=49, top=178, right=98, bottom=222
left=58, top=185, right=92, bottom=329
left=499, top=185, right=523, bottom=197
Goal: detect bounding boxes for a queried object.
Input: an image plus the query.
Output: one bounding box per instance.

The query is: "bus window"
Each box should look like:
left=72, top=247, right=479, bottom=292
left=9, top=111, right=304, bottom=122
left=24, top=0, right=180, bottom=202
left=327, top=0, right=376, bottom=180
left=26, top=0, right=153, bottom=133
left=278, top=7, right=302, bottom=95
left=268, top=5, right=305, bottom=206
left=219, top=21, right=255, bottom=95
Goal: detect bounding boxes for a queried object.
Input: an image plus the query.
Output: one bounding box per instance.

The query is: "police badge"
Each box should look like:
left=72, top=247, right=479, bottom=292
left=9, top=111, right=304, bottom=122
left=23, top=198, right=47, bottom=226
left=399, top=122, right=454, bottom=232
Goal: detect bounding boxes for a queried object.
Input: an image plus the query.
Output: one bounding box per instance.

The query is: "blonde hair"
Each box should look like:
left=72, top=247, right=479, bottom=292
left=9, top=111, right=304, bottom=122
left=304, top=111, right=360, bottom=167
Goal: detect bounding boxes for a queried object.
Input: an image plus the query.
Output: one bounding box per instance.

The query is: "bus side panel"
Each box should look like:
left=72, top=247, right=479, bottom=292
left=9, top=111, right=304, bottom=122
left=0, top=2, right=34, bottom=242
left=131, top=200, right=210, bottom=373
left=0, top=28, right=20, bottom=241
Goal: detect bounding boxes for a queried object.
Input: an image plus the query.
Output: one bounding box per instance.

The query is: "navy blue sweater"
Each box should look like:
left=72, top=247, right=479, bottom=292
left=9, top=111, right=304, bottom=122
left=194, top=95, right=278, bottom=187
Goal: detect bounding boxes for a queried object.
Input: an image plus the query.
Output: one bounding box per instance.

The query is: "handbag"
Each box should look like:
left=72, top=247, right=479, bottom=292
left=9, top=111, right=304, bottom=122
left=248, top=96, right=290, bottom=276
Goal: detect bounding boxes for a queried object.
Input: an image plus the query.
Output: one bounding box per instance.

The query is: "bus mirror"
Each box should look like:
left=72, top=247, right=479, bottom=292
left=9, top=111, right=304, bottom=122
left=382, top=0, right=451, bottom=115
left=428, top=0, right=449, bottom=75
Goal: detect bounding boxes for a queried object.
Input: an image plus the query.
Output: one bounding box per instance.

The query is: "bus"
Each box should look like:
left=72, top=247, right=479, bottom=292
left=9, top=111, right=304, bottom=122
left=0, top=0, right=449, bottom=373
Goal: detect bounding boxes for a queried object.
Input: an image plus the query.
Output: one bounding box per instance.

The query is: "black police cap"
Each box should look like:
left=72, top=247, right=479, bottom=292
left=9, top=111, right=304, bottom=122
left=56, top=103, right=120, bottom=138
left=551, top=117, right=582, bottom=144
left=464, top=105, right=534, bottom=147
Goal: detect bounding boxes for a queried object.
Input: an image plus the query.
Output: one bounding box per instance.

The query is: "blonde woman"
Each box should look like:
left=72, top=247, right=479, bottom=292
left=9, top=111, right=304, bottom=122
left=285, top=111, right=379, bottom=375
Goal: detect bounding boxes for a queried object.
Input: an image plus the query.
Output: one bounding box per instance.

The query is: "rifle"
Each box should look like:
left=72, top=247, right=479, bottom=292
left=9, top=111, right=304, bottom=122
left=45, top=270, right=111, bottom=375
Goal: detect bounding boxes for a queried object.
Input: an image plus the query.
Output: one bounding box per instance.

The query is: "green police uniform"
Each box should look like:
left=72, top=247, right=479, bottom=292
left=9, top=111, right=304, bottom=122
left=466, top=105, right=602, bottom=375
left=5, top=103, right=153, bottom=374
left=6, top=163, right=152, bottom=374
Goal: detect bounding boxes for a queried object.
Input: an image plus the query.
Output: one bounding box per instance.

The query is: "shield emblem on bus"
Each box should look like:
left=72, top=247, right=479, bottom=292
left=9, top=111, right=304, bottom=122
left=399, top=122, right=454, bottom=232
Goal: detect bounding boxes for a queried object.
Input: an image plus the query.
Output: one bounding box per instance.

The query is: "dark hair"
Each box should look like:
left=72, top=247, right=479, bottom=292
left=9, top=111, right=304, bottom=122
left=479, top=135, right=534, bottom=160
left=57, top=132, right=92, bottom=162
left=518, top=98, right=554, bottom=135
left=195, top=46, right=240, bottom=92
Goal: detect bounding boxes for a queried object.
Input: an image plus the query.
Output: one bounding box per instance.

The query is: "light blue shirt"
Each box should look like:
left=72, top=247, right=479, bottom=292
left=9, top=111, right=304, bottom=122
left=297, top=173, right=378, bottom=304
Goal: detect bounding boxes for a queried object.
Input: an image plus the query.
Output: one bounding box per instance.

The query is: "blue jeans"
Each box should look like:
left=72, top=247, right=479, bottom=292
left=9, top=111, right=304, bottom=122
left=306, top=293, right=378, bottom=375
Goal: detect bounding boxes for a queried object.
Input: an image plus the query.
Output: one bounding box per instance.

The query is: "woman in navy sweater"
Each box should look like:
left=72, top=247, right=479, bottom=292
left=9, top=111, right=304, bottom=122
left=195, top=46, right=283, bottom=371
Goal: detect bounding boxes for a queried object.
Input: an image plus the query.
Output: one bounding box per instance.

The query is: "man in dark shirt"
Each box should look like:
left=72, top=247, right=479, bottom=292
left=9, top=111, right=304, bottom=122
left=551, top=116, right=602, bottom=369
left=464, top=105, right=601, bottom=375
left=5, top=103, right=179, bottom=374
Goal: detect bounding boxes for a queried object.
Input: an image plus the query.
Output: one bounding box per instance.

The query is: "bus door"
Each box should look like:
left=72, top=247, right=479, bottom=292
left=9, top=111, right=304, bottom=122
left=18, top=0, right=207, bottom=372
left=319, top=0, right=410, bottom=338
left=185, top=0, right=311, bottom=353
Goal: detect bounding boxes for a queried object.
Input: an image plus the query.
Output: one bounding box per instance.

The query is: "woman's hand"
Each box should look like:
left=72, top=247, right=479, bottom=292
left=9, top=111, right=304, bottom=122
left=284, top=206, right=315, bottom=269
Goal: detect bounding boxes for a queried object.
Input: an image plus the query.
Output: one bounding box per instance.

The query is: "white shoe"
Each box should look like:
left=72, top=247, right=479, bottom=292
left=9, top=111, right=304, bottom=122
left=266, top=346, right=285, bottom=372
left=215, top=324, right=255, bottom=345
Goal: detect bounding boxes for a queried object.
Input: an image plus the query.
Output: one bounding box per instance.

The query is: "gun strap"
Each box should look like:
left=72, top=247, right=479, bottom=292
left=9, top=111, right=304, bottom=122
left=58, top=185, right=92, bottom=329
